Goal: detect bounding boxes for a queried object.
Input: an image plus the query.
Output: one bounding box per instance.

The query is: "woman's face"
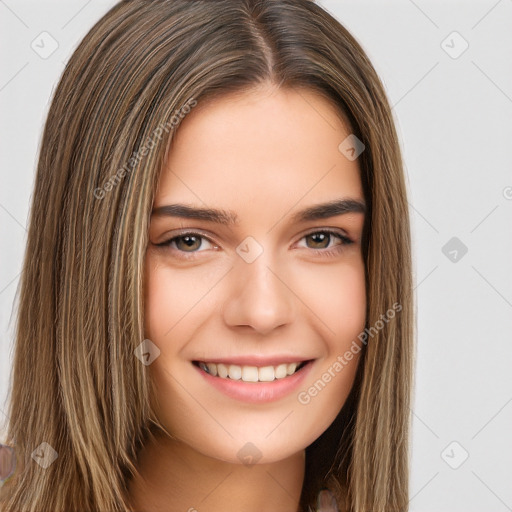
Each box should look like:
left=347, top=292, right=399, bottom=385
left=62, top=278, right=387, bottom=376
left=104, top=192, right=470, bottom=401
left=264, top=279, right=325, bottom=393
left=144, top=84, right=366, bottom=464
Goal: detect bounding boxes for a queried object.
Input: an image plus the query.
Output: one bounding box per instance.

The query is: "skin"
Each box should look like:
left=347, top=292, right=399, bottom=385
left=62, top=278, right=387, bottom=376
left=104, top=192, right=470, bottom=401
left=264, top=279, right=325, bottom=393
left=129, top=83, right=366, bottom=512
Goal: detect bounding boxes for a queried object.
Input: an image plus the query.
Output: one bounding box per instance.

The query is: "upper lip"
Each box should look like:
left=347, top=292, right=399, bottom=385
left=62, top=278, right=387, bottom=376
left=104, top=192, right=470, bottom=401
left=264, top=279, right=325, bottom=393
left=193, top=355, right=313, bottom=367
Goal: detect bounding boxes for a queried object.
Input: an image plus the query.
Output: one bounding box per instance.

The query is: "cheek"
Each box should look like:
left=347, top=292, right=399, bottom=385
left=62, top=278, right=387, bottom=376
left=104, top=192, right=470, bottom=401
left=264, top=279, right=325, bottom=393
left=143, top=253, right=219, bottom=342
left=291, top=258, right=366, bottom=434
left=298, top=255, right=367, bottom=342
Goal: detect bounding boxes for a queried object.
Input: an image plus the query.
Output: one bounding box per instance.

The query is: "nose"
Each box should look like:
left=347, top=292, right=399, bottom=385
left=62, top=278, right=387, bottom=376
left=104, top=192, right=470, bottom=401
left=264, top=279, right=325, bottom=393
left=221, top=250, right=295, bottom=336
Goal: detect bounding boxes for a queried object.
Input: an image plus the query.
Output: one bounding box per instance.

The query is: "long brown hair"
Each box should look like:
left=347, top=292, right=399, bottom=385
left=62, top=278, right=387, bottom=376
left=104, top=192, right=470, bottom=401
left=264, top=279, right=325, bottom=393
left=0, top=1, right=413, bottom=510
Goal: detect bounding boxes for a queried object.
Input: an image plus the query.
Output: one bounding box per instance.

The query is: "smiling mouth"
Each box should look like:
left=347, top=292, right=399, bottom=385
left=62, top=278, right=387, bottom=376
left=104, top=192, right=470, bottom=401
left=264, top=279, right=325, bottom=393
left=193, top=360, right=310, bottom=383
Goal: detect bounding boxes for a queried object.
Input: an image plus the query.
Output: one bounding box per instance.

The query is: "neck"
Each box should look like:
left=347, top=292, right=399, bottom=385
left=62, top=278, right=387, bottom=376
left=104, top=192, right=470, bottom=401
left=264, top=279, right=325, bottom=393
left=128, top=432, right=305, bottom=512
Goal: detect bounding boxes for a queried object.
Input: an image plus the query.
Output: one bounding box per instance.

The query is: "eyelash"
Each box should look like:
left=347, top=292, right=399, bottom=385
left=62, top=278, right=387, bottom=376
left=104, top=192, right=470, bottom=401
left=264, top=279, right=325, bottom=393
left=155, top=229, right=354, bottom=261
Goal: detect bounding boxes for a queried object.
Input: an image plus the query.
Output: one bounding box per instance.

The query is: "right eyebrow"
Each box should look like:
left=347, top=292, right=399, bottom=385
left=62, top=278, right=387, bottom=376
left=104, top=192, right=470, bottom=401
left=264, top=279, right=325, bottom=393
left=151, top=204, right=240, bottom=226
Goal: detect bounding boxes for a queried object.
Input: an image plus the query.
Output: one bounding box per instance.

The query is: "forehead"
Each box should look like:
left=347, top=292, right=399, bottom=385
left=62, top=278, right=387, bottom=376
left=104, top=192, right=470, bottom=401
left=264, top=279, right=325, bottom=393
left=155, top=86, right=363, bottom=214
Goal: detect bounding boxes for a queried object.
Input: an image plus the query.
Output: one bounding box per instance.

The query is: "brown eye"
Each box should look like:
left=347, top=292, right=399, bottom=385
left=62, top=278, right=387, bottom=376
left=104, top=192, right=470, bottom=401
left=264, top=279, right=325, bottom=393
left=296, top=229, right=354, bottom=257
left=175, top=235, right=202, bottom=252
left=156, top=232, right=217, bottom=257
left=305, top=232, right=333, bottom=249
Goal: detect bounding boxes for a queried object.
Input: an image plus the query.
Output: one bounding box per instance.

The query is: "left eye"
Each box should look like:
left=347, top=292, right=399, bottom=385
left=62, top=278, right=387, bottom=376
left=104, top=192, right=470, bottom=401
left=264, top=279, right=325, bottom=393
left=297, top=230, right=352, bottom=250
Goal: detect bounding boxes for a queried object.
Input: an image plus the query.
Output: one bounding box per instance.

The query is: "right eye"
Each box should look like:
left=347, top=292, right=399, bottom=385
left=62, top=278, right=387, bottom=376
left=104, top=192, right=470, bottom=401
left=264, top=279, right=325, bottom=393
left=156, top=231, right=219, bottom=259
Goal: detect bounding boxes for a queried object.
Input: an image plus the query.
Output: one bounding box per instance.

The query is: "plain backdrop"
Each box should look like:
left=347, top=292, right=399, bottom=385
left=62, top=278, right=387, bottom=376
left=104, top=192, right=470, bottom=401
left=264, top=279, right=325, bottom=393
left=1, top=1, right=511, bottom=510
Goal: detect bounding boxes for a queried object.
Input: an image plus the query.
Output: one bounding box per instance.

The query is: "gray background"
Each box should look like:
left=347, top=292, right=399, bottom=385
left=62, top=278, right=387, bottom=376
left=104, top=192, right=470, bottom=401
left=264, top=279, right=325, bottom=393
left=1, top=1, right=511, bottom=510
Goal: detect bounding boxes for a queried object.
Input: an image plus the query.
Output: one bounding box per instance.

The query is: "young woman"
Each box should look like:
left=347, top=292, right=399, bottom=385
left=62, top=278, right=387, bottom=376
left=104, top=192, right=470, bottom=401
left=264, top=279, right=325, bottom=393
left=0, top=0, right=414, bottom=510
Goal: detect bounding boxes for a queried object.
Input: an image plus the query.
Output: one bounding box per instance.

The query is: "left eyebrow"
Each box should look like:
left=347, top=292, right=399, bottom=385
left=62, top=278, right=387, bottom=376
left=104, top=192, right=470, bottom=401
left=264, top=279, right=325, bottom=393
left=290, top=198, right=366, bottom=223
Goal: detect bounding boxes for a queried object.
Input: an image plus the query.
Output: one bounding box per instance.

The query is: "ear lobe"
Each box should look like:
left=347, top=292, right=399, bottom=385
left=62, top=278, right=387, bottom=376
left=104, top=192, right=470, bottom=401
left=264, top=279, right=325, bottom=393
left=316, top=488, right=339, bottom=512
left=0, top=444, right=16, bottom=482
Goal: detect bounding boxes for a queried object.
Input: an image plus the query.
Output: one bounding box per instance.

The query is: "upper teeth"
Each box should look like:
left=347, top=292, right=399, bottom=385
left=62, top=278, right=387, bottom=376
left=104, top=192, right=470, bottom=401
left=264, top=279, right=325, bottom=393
left=198, top=362, right=301, bottom=382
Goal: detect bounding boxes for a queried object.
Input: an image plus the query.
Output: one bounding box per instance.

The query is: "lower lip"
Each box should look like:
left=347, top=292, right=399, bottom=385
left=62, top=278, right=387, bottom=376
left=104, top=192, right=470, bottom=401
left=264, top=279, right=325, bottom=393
left=193, top=361, right=314, bottom=404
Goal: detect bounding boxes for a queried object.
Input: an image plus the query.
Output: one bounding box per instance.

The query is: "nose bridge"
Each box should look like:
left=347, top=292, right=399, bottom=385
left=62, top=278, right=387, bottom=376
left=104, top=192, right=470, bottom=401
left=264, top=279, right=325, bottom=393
left=222, top=237, right=295, bottom=334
